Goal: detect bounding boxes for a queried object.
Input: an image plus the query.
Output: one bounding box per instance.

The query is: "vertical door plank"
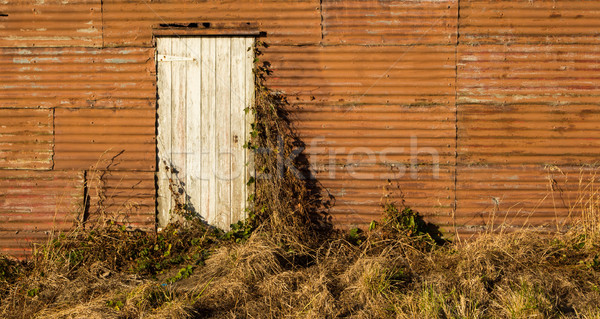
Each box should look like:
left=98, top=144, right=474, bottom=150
left=156, top=37, right=172, bottom=228
left=230, top=37, right=246, bottom=224
left=215, top=37, right=232, bottom=229
left=200, top=37, right=216, bottom=225
left=171, top=38, right=187, bottom=213
left=244, top=37, right=255, bottom=221
left=186, top=38, right=202, bottom=217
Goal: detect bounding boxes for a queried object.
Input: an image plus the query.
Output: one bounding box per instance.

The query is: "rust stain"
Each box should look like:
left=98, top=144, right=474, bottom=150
left=0, top=170, right=83, bottom=258
left=0, top=47, right=155, bottom=108
left=0, top=109, right=52, bottom=170
left=54, top=108, right=156, bottom=171
left=322, top=0, right=458, bottom=45
left=85, top=170, right=155, bottom=231
left=0, top=0, right=101, bottom=47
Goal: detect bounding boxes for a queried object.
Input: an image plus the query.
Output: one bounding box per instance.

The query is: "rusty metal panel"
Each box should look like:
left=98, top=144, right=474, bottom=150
left=0, top=0, right=102, bottom=47
left=458, top=102, right=600, bottom=165
left=0, top=170, right=84, bottom=257
left=263, top=45, right=456, bottom=105
left=0, top=47, right=155, bottom=109
left=456, top=1, right=600, bottom=234
left=262, top=44, right=456, bottom=227
left=461, top=0, right=600, bottom=45
left=54, top=108, right=156, bottom=171
left=457, top=44, right=600, bottom=165
left=103, top=0, right=321, bottom=47
left=455, top=165, right=598, bottom=234
left=317, top=166, right=455, bottom=229
left=458, top=44, right=600, bottom=105
left=0, top=231, right=49, bottom=259
left=86, top=170, right=155, bottom=231
left=322, top=0, right=458, bottom=45
left=0, top=109, right=52, bottom=170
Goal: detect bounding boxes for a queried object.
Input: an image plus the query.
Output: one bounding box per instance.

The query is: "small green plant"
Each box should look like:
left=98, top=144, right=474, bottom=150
left=573, top=234, right=587, bottom=250
left=167, top=265, right=193, bottom=283
left=26, top=287, right=39, bottom=298
left=376, top=180, right=446, bottom=248
left=384, top=204, right=423, bottom=236
left=586, top=255, right=600, bottom=271
left=368, top=221, right=377, bottom=231
left=106, top=299, right=124, bottom=311
left=378, top=202, right=446, bottom=248
left=223, top=218, right=255, bottom=243
left=348, top=227, right=365, bottom=245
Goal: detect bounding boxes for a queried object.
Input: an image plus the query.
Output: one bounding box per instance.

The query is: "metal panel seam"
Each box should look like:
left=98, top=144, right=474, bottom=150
left=52, top=108, right=55, bottom=170
left=101, top=0, right=105, bottom=48
left=319, top=0, right=323, bottom=44
left=454, top=0, right=460, bottom=221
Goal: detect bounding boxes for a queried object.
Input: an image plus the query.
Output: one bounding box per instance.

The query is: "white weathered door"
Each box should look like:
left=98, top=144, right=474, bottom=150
left=156, top=37, right=254, bottom=230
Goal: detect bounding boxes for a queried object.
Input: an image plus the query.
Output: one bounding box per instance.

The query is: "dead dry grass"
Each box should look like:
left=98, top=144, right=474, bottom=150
left=2, top=208, right=600, bottom=318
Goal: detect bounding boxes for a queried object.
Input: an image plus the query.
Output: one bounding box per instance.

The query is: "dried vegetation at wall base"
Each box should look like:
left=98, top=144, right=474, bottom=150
left=3, top=210, right=600, bottom=318
left=2, top=44, right=600, bottom=318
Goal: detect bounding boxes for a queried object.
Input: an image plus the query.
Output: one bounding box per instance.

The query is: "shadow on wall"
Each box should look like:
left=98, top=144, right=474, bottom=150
left=82, top=150, right=155, bottom=231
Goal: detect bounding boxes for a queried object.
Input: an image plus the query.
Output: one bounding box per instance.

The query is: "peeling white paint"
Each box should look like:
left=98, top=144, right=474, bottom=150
left=12, top=57, right=60, bottom=64
left=76, top=27, right=96, bottom=34
left=461, top=55, right=478, bottom=62
left=1, top=36, right=75, bottom=41
left=105, top=58, right=137, bottom=64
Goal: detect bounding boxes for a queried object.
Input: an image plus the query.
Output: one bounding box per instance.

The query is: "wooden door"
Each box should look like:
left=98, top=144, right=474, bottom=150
left=156, top=37, right=254, bottom=230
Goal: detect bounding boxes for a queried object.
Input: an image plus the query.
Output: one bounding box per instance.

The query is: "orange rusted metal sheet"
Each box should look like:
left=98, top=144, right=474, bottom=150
left=455, top=0, right=600, bottom=235
left=54, top=108, right=156, bottom=171
left=103, top=0, right=321, bottom=47
left=0, top=0, right=102, bottom=47
left=0, top=231, right=49, bottom=259
left=262, top=45, right=456, bottom=105
left=322, top=0, right=458, bottom=45
left=261, top=44, right=456, bottom=226
left=85, top=170, right=155, bottom=231
left=0, top=109, right=53, bottom=170
left=0, top=47, right=155, bottom=108
left=454, top=165, right=598, bottom=234
left=457, top=44, right=600, bottom=105
left=458, top=102, right=600, bottom=165
left=318, top=166, right=454, bottom=230
left=0, top=170, right=84, bottom=258
left=461, top=0, right=600, bottom=45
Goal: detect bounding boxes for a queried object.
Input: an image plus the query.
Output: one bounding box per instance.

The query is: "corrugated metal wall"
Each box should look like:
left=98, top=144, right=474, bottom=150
left=456, top=0, right=600, bottom=235
left=263, top=44, right=457, bottom=226
left=0, top=0, right=598, bottom=256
